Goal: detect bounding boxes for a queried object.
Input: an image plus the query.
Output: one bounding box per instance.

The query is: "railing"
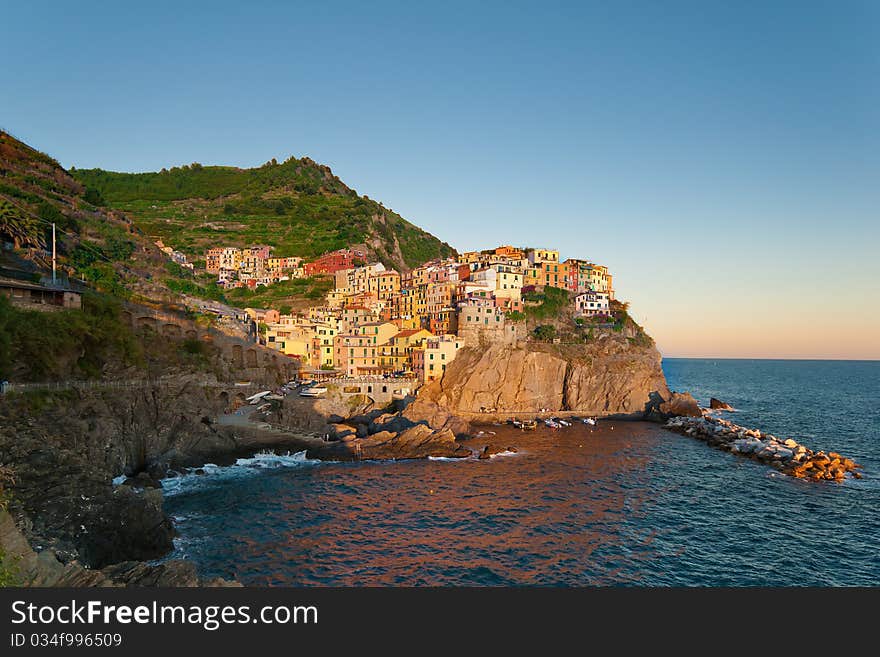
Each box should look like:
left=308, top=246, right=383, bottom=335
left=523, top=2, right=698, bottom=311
left=1, top=377, right=259, bottom=394
left=326, top=376, right=420, bottom=386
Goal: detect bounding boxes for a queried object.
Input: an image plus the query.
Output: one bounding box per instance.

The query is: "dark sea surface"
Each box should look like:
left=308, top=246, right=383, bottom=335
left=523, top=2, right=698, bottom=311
left=161, top=359, right=880, bottom=586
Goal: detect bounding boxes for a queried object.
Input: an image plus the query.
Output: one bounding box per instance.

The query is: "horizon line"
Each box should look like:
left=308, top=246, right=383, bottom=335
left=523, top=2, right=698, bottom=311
left=661, top=356, right=880, bottom=362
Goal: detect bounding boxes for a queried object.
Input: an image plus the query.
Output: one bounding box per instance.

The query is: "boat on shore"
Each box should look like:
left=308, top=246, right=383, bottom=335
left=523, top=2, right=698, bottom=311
left=521, top=419, right=537, bottom=430
left=299, top=386, right=328, bottom=397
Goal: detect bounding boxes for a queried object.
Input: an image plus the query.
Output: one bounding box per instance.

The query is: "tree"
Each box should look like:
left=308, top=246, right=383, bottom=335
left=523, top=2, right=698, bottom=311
left=533, top=324, right=556, bottom=341
left=83, top=187, right=105, bottom=206
left=0, top=200, right=43, bottom=248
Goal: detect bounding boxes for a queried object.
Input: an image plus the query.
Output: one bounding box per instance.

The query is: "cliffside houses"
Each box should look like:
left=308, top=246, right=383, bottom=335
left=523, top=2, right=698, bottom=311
left=205, top=245, right=304, bottom=289
left=155, top=240, right=194, bottom=270
left=247, top=243, right=616, bottom=382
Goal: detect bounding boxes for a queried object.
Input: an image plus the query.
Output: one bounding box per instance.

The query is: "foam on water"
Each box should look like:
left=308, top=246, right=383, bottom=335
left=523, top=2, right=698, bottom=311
left=161, top=450, right=319, bottom=496
left=488, top=450, right=520, bottom=458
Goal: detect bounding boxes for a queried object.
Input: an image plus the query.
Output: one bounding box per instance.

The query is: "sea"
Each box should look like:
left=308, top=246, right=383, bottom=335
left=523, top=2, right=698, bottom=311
left=159, top=359, right=880, bottom=586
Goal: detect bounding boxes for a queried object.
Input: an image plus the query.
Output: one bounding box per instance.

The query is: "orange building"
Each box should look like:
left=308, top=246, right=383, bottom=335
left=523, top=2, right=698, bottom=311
left=494, top=245, right=523, bottom=258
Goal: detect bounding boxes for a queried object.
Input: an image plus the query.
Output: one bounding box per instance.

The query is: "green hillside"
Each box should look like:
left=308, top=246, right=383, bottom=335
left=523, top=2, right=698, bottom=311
left=0, top=129, right=223, bottom=307
left=72, top=157, right=456, bottom=270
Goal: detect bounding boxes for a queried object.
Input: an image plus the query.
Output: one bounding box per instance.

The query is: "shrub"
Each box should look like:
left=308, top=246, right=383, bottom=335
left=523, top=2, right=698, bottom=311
left=533, top=324, right=557, bottom=341
left=83, top=187, right=105, bottom=206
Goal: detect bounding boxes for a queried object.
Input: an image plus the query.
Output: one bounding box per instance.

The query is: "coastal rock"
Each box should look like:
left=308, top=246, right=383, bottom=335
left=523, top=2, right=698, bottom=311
left=709, top=398, right=734, bottom=411
left=659, top=392, right=702, bottom=418
left=307, top=424, right=469, bottom=461
left=328, top=423, right=357, bottom=440
left=1, top=509, right=237, bottom=587
left=663, top=415, right=862, bottom=482
left=408, top=341, right=670, bottom=420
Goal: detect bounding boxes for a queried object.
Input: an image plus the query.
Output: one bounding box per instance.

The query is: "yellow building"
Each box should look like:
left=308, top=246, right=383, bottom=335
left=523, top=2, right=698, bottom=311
left=423, top=334, right=464, bottom=382
left=311, top=321, right=337, bottom=368
left=379, top=328, right=433, bottom=371
left=333, top=322, right=400, bottom=376
left=527, top=248, right=559, bottom=266
left=369, top=270, right=401, bottom=301
left=326, top=288, right=347, bottom=308
left=265, top=324, right=314, bottom=361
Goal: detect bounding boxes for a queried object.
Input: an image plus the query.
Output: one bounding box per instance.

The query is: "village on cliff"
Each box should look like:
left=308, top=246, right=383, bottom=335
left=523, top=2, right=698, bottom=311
left=162, top=243, right=616, bottom=384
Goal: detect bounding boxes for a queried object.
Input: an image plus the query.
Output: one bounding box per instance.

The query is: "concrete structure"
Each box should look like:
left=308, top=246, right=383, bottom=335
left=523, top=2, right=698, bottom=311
left=0, top=277, right=81, bottom=310
left=245, top=307, right=280, bottom=325
left=457, top=298, right=521, bottom=346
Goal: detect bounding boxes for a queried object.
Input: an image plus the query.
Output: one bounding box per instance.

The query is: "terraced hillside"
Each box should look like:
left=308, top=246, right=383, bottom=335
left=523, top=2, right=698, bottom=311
left=72, top=157, right=456, bottom=271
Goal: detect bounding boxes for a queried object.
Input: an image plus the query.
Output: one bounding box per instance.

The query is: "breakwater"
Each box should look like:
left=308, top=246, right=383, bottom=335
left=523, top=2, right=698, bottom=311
left=664, top=414, right=863, bottom=481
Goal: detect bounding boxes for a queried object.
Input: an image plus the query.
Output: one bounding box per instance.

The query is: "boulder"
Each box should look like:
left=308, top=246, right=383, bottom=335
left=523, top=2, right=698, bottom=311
left=328, top=423, right=357, bottom=440
left=709, top=397, right=734, bottom=411
left=659, top=392, right=702, bottom=418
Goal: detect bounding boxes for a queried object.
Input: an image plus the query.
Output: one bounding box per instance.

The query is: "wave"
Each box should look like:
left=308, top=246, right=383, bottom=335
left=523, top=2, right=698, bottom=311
left=489, top=450, right=520, bottom=458
left=161, top=450, right=319, bottom=496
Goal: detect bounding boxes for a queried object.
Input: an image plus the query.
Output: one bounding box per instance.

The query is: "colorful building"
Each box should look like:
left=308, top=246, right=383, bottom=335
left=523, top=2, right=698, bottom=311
left=422, top=334, right=464, bottom=382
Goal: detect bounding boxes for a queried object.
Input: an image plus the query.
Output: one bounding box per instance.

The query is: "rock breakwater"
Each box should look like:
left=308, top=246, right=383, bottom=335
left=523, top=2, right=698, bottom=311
left=664, top=415, right=863, bottom=481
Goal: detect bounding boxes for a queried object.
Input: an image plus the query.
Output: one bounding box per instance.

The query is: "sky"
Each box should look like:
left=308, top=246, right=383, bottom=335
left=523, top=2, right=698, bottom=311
left=2, top=1, right=878, bottom=359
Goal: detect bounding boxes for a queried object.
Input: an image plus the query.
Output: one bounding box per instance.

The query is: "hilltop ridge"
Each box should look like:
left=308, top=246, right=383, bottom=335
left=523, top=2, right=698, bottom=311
left=71, top=156, right=456, bottom=272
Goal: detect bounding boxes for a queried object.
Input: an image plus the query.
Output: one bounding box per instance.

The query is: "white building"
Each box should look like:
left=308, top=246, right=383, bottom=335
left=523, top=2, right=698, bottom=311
left=575, top=291, right=610, bottom=316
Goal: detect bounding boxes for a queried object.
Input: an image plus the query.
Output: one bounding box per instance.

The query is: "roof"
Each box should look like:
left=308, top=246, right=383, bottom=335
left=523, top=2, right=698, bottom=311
left=394, top=329, right=428, bottom=338
left=0, top=276, right=78, bottom=294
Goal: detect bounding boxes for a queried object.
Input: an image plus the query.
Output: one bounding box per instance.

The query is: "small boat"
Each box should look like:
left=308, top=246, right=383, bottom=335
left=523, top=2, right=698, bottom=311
left=544, top=419, right=559, bottom=429
left=247, top=390, right=272, bottom=404
left=299, top=386, right=327, bottom=397
left=558, top=419, right=571, bottom=427
left=512, top=419, right=523, bottom=428
left=521, top=420, right=537, bottom=431
left=583, top=417, right=597, bottom=426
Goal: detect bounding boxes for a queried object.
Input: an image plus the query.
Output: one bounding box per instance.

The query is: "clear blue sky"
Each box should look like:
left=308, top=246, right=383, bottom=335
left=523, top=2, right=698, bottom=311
left=3, top=1, right=878, bottom=358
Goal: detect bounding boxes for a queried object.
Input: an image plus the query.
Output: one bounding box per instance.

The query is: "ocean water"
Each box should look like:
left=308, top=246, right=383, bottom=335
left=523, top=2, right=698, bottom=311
left=161, top=359, right=880, bottom=586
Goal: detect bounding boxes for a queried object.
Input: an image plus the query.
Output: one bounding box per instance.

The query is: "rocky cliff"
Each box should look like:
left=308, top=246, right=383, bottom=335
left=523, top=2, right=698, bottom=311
left=0, top=376, right=316, bottom=581
left=406, top=333, right=672, bottom=426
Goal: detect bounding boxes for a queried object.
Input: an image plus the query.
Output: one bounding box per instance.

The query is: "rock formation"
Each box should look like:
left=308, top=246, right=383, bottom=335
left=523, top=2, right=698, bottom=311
left=709, top=397, right=734, bottom=411
left=406, top=338, right=672, bottom=422
left=664, top=415, right=863, bottom=481
left=658, top=392, right=702, bottom=418
left=0, top=509, right=238, bottom=587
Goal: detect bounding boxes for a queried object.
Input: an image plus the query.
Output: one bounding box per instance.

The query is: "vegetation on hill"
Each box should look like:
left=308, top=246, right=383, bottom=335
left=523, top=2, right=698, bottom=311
left=0, top=130, right=208, bottom=306
left=71, top=157, right=456, bottom=270
left=0, top=293, right=141, bottom=381
left=224, top=276, right=334, bottom=310
left=521, top=286, right=570, bottom=320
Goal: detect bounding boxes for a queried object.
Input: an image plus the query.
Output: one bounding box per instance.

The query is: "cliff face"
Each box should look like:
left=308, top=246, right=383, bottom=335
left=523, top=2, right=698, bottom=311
left=0, top=374, right=314, bottom=573
left=406, top=334, right=671, bottom=425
